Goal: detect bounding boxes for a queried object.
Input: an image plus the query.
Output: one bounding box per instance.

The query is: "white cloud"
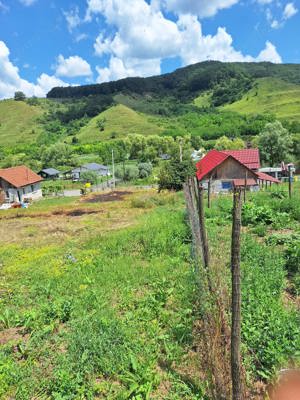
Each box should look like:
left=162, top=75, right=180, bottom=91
left=75, top=33, right=89, bottom=42
left=159, top=0, right=240, bottom=18
left=96, top=57, right=161, bottom=83
left=35, top=74, right=67, bottom=97
left=177, top=15, right=254, bottom=65
left=283, top=2, right=298, bottom=19
left=91, top=1, right=282, bottom=82
left=266, top=2, right=298, bottom=29
left=55, top=55, right=92, bottom=78
left=256, top=41, right=282, bottom=63
left=64, top=6, right=81, bottom=32
left=19, top=0, right=37, bottom=6
left=0, top=41, right=68, bottom=99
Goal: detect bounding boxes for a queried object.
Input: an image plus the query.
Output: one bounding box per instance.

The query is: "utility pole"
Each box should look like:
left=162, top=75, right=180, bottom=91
left=231, top=188, right=243, bottom=400
left=112, top=149, right=115, bottom=190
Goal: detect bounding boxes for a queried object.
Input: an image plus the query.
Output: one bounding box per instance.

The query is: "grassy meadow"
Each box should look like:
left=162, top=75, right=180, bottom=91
left=75, top=105, right=164, bottom=144
left=0, top=100, right=44, bottom=147
left=0, top=184, right=299, bottom=399
left=222, top=78, right=300, bottom=122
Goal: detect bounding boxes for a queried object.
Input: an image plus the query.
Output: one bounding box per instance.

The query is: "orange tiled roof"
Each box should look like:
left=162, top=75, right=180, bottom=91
left=0, top=166, right=43, bottom=188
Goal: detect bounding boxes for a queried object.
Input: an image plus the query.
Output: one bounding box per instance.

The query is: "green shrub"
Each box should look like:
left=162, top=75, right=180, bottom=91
left=242, top=203, right=274, bottom=225
left=241, top=237, right=300, bottom=379
left=252, top=224, right=267, bottom=237
left=138, top=162, right=153, bottom=179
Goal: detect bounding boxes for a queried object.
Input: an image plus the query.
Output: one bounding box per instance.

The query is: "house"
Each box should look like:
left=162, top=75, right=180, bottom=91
left=196, top=149, right=259, bottom=192
left=0, top=166, right=43, bottom=203
left=221, top=149, right=260, bottom=171
left=196, top=149, right=280, bottom=192
left=69, top=163, right=110, bottom=181
left=38, top=168, right=60, bottom=180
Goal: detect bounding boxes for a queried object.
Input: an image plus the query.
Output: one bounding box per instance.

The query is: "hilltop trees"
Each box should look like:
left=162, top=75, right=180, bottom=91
left=258, top=121, right=292, bottom=166
left=14, top=91, right=26, bottom=101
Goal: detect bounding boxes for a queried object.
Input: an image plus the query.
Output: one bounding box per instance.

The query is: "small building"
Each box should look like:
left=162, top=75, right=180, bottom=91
left=196, top=149, right=259, bottom=192
left=196, top=149, right=280, bottom=192
left=69, top=163, right=110, bottom=181
left=38, top=168, right=60, bottom=180
left=259, top=164, right=295, bottom=181
left=221, top=149, right=261, bottom=171
left=0, top=166, right=43, bottom=203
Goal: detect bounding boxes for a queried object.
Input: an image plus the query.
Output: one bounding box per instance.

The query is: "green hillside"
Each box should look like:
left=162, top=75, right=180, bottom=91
left=76, top=104, right=164, bottom=144
left=0, top=99, right=44, bottom=146
left=222, top=77, right=300, bottom=121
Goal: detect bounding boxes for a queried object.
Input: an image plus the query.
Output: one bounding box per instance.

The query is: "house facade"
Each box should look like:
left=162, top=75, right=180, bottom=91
left=196, top=149, right=280, bottom=193
left=0, top=166, right=43, bottom=203
left=196, top=150, right=259, bottom=193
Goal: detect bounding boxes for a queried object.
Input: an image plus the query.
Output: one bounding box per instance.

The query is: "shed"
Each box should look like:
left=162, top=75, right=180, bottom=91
left=39, top=168, right=60, bottom=179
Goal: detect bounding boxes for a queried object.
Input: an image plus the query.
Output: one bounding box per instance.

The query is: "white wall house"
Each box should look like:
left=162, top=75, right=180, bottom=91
left=0, top=166, right=43, bottom=204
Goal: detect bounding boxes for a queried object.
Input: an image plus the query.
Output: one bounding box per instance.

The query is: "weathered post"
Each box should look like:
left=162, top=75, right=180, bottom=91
left=231, top=187, right=243, bottom=400
left=288, top=165, right=292, bottom=199
left=243, top=171, right=247, bottom=203
left=195, top=178, right=210, bottom=270
left=207, top=177, right=211, bottom=208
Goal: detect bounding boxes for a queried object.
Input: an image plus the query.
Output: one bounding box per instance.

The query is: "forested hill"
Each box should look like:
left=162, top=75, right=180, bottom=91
left=47, top=61, right=300, bottom=106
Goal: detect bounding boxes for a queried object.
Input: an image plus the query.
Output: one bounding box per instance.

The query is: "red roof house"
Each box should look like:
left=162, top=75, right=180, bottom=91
left=196, top=148, right=279, bottom=192
left=0, top=166, right=43, bottom=203
left=221, top=149, right=261, bottom=170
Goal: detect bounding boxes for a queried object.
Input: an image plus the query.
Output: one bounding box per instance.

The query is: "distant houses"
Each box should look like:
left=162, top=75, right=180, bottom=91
left=0, top=166, right=43, bottom=203
left=38, top=168, right=60, bottom=180
left=196, top=149, right=280, bottom=192
left=67, top=163, right=111, bottom=181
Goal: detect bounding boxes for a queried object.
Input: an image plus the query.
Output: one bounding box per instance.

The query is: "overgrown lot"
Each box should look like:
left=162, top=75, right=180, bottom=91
left=0, top=186, right=299, bottom=399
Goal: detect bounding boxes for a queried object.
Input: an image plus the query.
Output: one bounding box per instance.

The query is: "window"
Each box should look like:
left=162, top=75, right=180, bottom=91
left=31, top=185, right=34, bottom=192
left=222, top=181, right=232, bottom=189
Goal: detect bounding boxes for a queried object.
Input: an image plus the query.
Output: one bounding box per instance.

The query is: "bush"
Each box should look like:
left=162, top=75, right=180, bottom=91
left=138, top=162, right=152, bottom=179
left=80, top=170, right=99, bottom=185
left=115, top=165, right=139, bottom=181
left=251, top=224, right=267, bottom=237
left=242, top=203, right=274, bottom=225
left=158, top=159, right=196, bottom=192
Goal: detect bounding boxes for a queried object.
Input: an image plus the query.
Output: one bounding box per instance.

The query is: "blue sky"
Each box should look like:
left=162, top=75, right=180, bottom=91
left=0, top=0, right=299, bottom=99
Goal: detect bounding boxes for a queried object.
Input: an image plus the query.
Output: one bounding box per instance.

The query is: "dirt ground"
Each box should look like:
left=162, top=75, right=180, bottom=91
left=82, top=190, right=132, bottom=203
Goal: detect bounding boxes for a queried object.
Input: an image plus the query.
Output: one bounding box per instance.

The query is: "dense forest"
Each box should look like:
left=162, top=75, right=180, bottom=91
left=47, top=61, right=300, bottom=106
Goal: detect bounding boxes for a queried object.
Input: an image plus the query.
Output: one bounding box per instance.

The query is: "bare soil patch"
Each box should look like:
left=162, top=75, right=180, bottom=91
left=0, top=208, right=102, bottom=220
left=83, top=191, right=132, bottom=203
left=0, top=327, right=29, bottom=346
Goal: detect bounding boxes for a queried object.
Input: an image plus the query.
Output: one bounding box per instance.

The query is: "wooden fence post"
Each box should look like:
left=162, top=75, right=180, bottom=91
left=195, top=178, right=210, bottom=270
left=243, top=172, right=247, bottom=203
left=231, top=188, right=243, bottom=400
left=207, top=177, right=211, bottom=208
